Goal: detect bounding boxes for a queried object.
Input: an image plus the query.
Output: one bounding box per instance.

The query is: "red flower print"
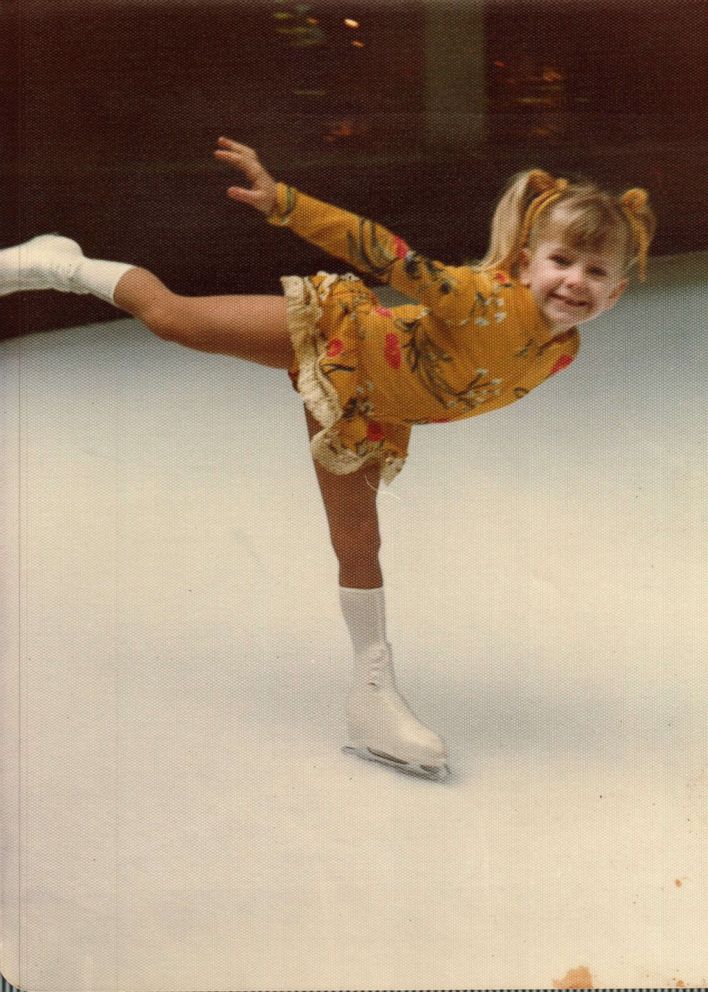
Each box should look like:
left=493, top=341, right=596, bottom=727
left=393, top=235, right=410, bottom=260
left=494, top=270, right=511, bottom=285
left=326, top=338, right=344, bottom=358
left=384, top=332, right=401, bottom=369
left=550, top=354, right=574, bottom=375
left=367, top=420, right=385, bottom=442
left=375, top=306, right=393, bottom=318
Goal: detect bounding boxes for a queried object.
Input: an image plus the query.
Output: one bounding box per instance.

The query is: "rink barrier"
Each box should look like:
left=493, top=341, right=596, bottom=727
left=1, top=979, right=703, bottom=992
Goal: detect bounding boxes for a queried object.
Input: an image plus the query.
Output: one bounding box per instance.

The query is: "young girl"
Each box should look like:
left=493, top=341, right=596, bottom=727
left=0, top=138, right=655, bottom=781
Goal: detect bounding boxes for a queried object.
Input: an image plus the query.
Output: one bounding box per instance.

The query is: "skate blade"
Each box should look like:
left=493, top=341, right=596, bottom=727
left=343, top=745, right=450, bottom=782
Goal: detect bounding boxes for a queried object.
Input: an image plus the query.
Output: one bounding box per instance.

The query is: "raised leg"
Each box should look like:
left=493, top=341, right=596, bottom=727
left=0, top=235, right=295, bottom=369
left=114, top=267, right=295, bottom=368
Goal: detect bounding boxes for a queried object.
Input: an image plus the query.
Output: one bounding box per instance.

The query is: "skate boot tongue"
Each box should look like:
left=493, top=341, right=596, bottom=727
left=363, top=643, right=396, bottom=690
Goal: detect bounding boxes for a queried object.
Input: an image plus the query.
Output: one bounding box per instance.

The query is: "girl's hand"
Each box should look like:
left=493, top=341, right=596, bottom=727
left=213, top=137, right=278, bottom=215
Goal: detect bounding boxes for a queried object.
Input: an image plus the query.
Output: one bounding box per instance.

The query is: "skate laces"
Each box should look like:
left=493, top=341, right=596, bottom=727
left=22, top=237, right=81, bottom=290
left=52, top=251, right=82, bottom=288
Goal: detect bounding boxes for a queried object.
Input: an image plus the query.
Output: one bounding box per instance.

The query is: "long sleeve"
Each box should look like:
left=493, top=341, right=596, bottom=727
left=269, top=183, right=579, bottom=484
left=267, top=182, right=474, bottom=318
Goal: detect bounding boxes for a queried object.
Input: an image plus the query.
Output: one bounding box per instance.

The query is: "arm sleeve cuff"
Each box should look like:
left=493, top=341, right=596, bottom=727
left=266, top=182, right=297, bottom=227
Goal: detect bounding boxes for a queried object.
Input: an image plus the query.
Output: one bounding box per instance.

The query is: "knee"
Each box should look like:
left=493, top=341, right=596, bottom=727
left=141, top=299, right=186, bottom=343
left=145, top=308, right=180, bottom=342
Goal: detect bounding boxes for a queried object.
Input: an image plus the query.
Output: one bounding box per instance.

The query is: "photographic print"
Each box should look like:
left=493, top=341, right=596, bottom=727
left=0, top=1, right=705, bottom=989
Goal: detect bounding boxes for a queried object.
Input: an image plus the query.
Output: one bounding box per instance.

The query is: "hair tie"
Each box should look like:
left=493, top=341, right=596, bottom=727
left=517, top=173, right=568, bottom=255
left=527, top=169, right=557, bottom=195
left=620, top=187, right=650, bottom=281
left=620, top=188, right=648, bottom=213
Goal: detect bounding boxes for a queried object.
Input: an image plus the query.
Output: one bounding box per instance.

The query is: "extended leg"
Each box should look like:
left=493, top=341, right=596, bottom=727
left=114, top=268, right=294, bottom=368
left=304, top=409, right=449, bottom=780
left=0, top=235, right=294, bottom=368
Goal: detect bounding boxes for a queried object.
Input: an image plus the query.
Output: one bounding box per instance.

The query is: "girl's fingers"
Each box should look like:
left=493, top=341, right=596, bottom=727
left=216, top=140, right=275, bottom=213
left=214, top=148, right=254, bottom=165
left=217, top=136, right=251, bottom=149
left=214, top=148, right=263, bottom=181
left=217, top=137, right=255, bottom=154
left=227, top=186, right=255, bottom=200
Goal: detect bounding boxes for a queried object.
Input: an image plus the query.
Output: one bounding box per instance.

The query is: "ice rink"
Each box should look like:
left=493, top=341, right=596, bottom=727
left=1, top=252, right=706, bottom=991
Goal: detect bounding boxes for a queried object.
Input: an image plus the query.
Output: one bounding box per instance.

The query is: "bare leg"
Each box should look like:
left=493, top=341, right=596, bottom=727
left=113, top=267, right=294, bottom=369
left=304, top=408, right=383, bottom=588
left=304, top=408, right=449, bottom=776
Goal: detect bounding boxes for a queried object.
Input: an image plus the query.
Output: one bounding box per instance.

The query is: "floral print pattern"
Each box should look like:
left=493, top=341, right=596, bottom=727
left=272, top=185, right=579, bottom=483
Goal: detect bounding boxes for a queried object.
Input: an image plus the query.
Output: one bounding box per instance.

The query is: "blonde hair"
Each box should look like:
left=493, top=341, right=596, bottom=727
left=474, top=169, right=657, bottom=281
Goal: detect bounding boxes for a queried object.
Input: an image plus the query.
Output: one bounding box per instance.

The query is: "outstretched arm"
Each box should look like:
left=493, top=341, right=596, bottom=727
left=214, top=138, right=471, bottom=314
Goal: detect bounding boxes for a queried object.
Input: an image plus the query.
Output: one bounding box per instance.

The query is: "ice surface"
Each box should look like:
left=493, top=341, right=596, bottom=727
left=0, top=253, right=706, bottom=990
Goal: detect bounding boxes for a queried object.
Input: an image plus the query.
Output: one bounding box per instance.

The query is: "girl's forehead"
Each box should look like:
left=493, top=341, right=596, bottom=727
left=539, top=238, right=618, bottom=262
left=540, top=203, right=630, bottom=258
left=536, top=231, right=624, bottom=269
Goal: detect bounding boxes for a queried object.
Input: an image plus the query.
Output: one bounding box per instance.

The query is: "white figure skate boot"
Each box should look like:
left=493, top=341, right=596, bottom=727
left=343, top=642, right=450, bottom=780
left=0, top=235, right=88, bottom=297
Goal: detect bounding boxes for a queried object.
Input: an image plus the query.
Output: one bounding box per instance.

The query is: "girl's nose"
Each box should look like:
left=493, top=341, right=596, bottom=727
left=564, top=266, right=586, bottom=289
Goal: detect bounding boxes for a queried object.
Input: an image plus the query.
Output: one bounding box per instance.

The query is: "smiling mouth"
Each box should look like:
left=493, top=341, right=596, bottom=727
left=551, top=294, right=588, bottom=308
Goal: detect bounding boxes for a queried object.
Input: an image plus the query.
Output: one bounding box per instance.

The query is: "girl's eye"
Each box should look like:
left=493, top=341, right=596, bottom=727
left=550, top=254, right=570, bottom=266
left=589, top=267, right=608, bottom=278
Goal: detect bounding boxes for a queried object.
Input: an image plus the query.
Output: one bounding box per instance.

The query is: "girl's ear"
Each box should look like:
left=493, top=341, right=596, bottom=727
left=518, top=248, right=531, bottom=287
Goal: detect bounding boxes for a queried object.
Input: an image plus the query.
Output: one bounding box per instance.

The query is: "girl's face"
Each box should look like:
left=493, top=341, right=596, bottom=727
left=519, top=240, right=628, bottom=334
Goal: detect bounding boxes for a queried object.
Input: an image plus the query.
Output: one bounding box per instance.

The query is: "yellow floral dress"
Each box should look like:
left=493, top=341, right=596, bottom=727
left=269, top=183, right=579, bottom=484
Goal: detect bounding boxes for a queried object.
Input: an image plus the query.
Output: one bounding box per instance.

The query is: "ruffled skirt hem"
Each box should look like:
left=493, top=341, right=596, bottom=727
left=281, top=274, right=341, bottom=433
left=281, top=273, right=403, bottom=484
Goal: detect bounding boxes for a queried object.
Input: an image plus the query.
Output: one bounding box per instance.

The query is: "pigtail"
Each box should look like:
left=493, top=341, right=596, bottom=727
left=618, top=188, right=656, bottom=281
left=473, top=169, right=565, bottom=275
